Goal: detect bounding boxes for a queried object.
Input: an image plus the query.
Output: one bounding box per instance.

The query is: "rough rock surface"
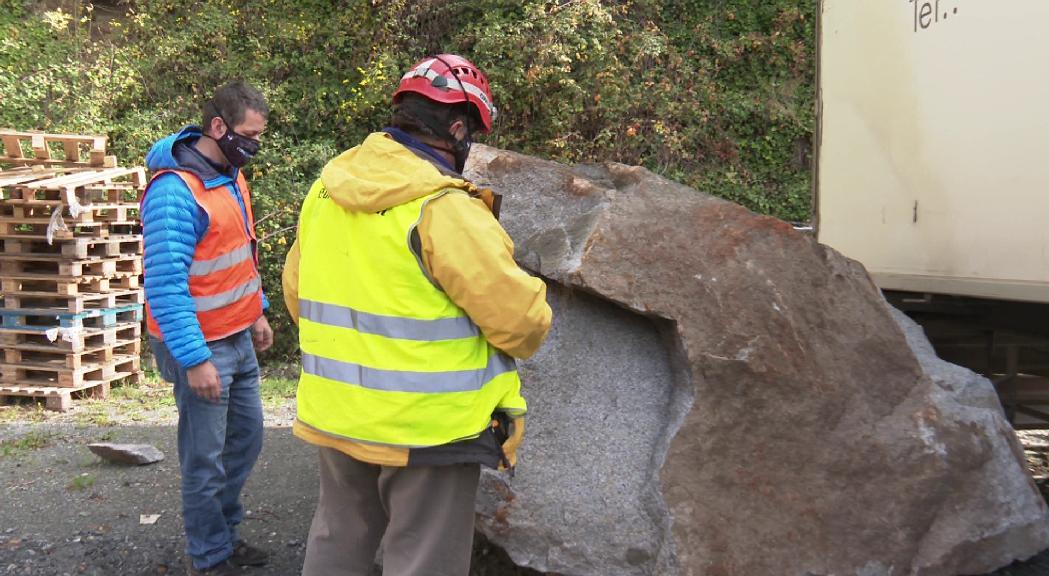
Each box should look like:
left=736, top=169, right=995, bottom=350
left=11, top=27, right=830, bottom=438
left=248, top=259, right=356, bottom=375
left=87, top=443, right=165, bottom=465
left=466, top=145, right=1049, bottom=576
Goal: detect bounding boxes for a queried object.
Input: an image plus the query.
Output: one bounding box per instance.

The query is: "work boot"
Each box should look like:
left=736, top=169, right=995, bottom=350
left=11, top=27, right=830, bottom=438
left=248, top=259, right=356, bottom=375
left=187, top=559, right=241, bottom=575
left=231, top=540, right=270, bottom=567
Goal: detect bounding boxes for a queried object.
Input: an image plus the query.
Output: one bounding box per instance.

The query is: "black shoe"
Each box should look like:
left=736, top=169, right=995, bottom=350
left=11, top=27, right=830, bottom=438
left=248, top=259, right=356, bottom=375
left=231, top=540, right=270, bottom=567
left=187, top=559, right=241, bottom=575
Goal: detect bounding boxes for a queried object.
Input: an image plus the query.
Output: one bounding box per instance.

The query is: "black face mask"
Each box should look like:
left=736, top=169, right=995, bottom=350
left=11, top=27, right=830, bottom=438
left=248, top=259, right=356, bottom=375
left=216, top=117, right=260, bottom=168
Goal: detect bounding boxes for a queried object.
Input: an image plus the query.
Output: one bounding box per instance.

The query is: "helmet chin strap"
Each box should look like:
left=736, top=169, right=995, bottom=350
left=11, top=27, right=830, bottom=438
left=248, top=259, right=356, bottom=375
left=416, top=111, right=470, bottom=172
left=425, top=134, right=470, bottom=173
left=450, top=132, right=472, bottom=173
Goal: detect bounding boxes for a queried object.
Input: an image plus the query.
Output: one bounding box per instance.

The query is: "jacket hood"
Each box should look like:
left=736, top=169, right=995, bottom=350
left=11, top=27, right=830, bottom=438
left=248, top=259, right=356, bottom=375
left=319, top=132, right=471, bottom=213
left=146, top=126, right=236, bottom=187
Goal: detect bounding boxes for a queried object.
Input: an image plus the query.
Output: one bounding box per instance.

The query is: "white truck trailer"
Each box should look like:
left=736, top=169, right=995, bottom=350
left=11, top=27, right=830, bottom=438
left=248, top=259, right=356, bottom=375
left=815, top=0, right=1049, bottom=427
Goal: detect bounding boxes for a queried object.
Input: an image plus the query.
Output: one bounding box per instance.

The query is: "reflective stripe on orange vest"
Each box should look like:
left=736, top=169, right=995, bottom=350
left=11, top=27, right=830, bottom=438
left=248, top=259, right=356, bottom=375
left=189, top=243, right=254, bottom=276
left=142, top=169, right=263, bottom=342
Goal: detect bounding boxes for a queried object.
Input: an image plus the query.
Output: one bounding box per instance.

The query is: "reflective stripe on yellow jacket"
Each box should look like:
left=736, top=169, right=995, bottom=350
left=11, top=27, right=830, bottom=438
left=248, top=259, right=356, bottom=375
left=286, top=133, right=550, bottom=466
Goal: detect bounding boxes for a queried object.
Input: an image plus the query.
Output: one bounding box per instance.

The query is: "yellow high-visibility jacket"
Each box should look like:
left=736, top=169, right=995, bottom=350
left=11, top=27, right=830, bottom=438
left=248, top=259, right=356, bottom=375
left=283, top=132, right=552, bottom=467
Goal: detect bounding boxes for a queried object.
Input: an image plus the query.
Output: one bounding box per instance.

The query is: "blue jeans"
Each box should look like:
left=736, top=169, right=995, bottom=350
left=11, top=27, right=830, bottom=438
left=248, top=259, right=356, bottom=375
left=151, top=329, right=264, bottom=570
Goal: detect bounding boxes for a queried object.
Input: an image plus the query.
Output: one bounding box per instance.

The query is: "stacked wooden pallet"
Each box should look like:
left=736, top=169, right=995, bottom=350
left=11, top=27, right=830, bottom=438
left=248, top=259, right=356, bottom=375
left=0, top=130, right=116, bottom=168
left=0, top=131, right=144, bottom=411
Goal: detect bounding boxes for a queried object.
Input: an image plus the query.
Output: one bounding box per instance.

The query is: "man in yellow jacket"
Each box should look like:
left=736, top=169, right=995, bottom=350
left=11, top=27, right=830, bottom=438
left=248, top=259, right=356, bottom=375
left=282, top=54, right=552, bottom=576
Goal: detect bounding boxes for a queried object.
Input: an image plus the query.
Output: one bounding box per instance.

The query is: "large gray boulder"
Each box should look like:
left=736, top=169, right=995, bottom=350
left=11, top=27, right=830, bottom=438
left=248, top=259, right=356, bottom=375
left=466, top=145, right=1049, bottom=576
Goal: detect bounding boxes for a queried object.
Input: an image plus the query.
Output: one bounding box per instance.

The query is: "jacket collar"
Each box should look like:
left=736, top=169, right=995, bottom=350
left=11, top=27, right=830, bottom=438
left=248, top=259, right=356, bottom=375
left=382, top=126, right=458, bottom=175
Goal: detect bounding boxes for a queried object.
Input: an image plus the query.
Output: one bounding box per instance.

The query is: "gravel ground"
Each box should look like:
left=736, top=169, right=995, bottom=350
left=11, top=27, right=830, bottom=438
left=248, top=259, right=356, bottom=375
left=0, top=424, right=312, bottom=575
left=0, top=422, right=533, bottom=576
left=0, top=391, right=1048, bottom=575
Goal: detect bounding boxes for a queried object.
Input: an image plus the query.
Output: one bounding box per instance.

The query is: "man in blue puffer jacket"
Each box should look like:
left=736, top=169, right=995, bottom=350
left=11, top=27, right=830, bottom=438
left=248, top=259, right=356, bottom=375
left=142, top=80, right=274, bottom=576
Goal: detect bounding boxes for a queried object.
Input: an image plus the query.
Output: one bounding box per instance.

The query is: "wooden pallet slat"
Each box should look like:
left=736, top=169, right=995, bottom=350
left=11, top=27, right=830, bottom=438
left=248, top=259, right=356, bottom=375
left=24, top=166, right=145, bottom=190
left=6, top=183, right=142, bottom=204
left=0, top=218, right=104, bottom=239
left=1, top=135, right=24, bottom=160
left=0, top=166, right=73, bottom=189
left=3, top=335, right=139, bottom=355
left=0, top=165, right=145, bottom=208
left=0, top=352, right=140, bottom=388
left=3, top=289, right=144, bottom=314
left=3, top=339, right=140, bottom=370
left=30, top=134, right=49, bottom=161
left=2, top=273, right=140, bottom=296
left=0, top=234, right=142, bottom=259
left=0, top=254, right=141, bottom=277
left=0, top=131, right=113, bottom=168
left=0, top=367, right=144, bottom=411
left=0, top=211, right=140, bottom=226
left=0, top=218, right=141, bottom=240
left=0, top=321, right=140, bottom=352
left=0, top=381, right=108, bottom=411
left=62, top=141, right=79, bottom=162
left=0, top=303, right=143, bottom=330
left=0, top=203, right=139, bottom=225
left=0, top=131, right=145, bottom=412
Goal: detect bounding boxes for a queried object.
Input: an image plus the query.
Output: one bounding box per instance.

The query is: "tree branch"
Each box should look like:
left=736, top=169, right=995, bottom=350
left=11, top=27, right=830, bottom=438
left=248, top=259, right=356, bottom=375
left=259, top=224, right=298, bottom=244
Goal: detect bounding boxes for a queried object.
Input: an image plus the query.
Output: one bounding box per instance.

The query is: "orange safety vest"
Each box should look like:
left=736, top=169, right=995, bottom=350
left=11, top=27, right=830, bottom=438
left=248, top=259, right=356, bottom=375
left=142, top=169, right=263, bottom=342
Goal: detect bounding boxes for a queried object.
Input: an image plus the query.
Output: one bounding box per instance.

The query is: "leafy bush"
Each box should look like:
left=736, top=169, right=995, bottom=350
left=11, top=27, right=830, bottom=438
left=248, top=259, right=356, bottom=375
left=0, top=0, right=817, bottom=361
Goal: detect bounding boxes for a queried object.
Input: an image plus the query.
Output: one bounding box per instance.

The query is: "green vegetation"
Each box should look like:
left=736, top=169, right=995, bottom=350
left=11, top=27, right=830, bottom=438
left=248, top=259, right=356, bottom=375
left=108, top=376, right=176, bottom=409
left=0, top=403, right=48, bottom=425
left=67, top=375, right=174, bottom=426
left=0, top=430, right=54, bottom=457
left=260, top=376, right=298, bottom=407
left=68, top=472, right=96, bottom=491
left=0, top=0, right=817, bottom=360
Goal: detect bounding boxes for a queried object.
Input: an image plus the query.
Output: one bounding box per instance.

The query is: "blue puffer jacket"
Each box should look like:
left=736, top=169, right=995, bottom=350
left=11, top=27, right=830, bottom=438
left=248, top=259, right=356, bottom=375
left=143, top=126, right=268, bottom=369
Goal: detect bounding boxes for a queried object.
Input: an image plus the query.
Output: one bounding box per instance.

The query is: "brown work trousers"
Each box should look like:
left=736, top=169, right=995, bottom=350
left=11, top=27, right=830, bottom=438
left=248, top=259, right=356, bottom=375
left=301, top=447, right=481, bottom=576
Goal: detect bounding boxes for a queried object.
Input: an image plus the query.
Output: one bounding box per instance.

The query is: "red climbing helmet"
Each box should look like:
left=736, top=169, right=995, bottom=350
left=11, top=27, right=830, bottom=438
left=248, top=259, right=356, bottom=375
left=393, top=54, right=497, bottom=133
